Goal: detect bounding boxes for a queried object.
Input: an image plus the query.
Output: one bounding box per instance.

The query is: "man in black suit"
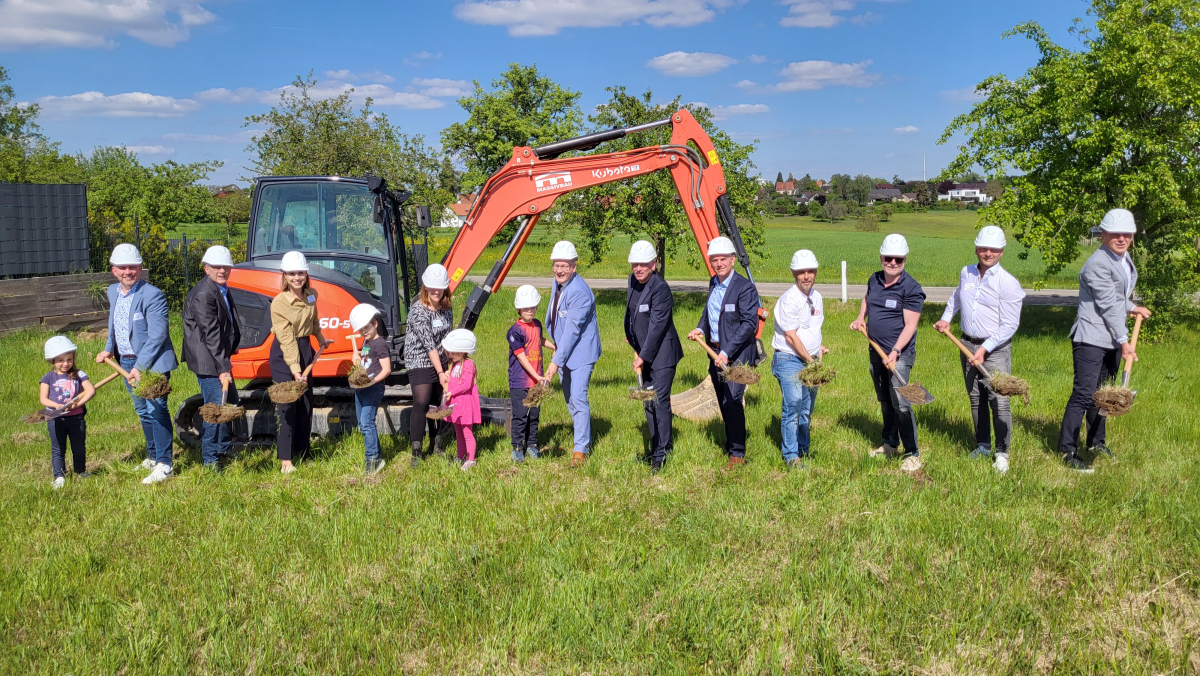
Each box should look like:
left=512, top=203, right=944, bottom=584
left=624, top=240, right=684, bottom=474
left=687, top=236, right=762, bottom=469
left=182, top=245, right=243, bottom=470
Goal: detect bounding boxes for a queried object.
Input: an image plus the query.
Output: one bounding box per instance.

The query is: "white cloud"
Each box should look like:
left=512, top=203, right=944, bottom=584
left=196, top=87, right=277, bottom=104
left=772, top=60, right=879, bottom=91
left=940, top=86, right=986, bottom=103
left=807, top=127, right=854, bottom=135
left=411, top=77, right=472, bottom=97
left=33, top=91, right=200, bottom=118
left=701, top=103, right=770, bottom=120
left=402, top=50, right=442, bottom=66
left=735, top=79, right=757, bottom=90
left=646, top=51, right=736, bottom=77
left=748, top=54, right=768, bottom=64
left=163, top=130, right=260, bottom=143
left=0, top=0, right=215, bottom=49
left=893, top=125, right=919, bottom=134
left=453, top=0, right=736, bottom=37
left=324, top=69, right=395, bottom=84
left=779, top=0, right=889, bottom=29
left=198, top=79, right=449, bottom=110
left=125, top=144, right=173, bottom=155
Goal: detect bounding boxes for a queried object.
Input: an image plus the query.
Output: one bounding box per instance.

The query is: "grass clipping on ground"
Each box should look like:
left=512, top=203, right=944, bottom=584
left=132, top=371, right=171, bottom=400
left=523, top=381, right=553, bottom=407
left=989, top=371, right=1031, bottom=404
left=268, top=381, right=308, bottom=404
left=347, top=364, right=374, bottom=389
left=1094, top=385, right=1135, bottom=417
left=796, top=359, right=837, bottom=387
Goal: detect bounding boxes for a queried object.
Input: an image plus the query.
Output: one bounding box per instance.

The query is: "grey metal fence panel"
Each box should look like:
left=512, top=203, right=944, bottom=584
left=0, top=183, right=90, bottom=276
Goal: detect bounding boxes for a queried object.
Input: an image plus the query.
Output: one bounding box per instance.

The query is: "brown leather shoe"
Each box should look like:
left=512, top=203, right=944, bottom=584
left=571, top=451, right=586, bottom=467
left=725, top=456, right=745, bottom=469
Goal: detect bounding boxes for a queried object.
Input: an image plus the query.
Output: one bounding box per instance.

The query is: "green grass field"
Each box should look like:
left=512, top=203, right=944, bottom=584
left=2, top=287, right=1197, bottom=673
left=429, top=211, right=1091, bottom=288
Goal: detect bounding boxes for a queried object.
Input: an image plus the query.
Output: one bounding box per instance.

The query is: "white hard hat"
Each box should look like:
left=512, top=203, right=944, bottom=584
left=44, top=335, right=78, bottom=360
left=349, top=303, right=381, bottom=332
left=879, top=234, right=910, bottom=257
left=201, top=245, right=234, bottom=267
left=551, top=240, right=579, bottom=261
left=280, top=251, right=309, bottom=272
left=109, top=243, right=143, bottom=266
left=1099, top=208, right=1137, bottom=234
left=441, top=328, right=477, bottom=355
left=514, top=284, right=542, bottom=309
left=789, top=249, right=819, bottom=270
left=628, top=240, right=657, bottom=264
left=707, top=237, right=736, bottom=256
left=974, top=226, right=1007, bottom=249
left=421, top=263, right=450, bottom=290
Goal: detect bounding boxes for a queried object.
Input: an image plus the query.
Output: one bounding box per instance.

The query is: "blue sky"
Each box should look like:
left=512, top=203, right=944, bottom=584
left=2, top=0, right=1091, bottom=186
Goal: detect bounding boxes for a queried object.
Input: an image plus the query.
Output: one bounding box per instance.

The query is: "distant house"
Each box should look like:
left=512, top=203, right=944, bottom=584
left=775, top=180, right=796, bottom=195
left=867, top=188, right=902, bottom=204
left=899, top=193, right=917, bottom=203
left=937, top=182, right=993, bottom=205
left=441, top=193, right=476, bottom=228
left=815, top=179, right=825, bottom=188
left=874, top=183, right=896, bottom=190
left=797, top=190, right=827, bottom=205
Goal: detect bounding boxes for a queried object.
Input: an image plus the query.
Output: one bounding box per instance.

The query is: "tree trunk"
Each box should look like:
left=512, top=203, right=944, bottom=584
left=656, top=236, right=667, bottom=280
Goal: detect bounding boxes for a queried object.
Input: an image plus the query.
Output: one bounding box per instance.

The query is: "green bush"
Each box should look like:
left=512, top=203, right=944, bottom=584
left=855, top=214, right=880, bottom=232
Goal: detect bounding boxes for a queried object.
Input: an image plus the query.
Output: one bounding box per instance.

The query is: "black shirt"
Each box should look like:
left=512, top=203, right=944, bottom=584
left=865, top=270, right=925, bottom=354
left=361, top=337, right=390, bottom=379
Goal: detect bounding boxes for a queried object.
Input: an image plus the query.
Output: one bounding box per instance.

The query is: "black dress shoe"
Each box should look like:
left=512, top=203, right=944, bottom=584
left=650, top=460, right=664, bottom=475
left=1063, top=454, right=1095, bottom=474
left=1088, top=444, right=1114, bottom=458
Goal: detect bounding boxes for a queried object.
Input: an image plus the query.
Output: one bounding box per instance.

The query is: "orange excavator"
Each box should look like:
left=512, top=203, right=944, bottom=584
left=175, top=109, right=765, bottom=447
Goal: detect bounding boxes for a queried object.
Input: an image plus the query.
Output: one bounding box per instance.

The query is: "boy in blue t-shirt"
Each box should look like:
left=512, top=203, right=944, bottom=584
left=507, top=285, right=555, bottom=463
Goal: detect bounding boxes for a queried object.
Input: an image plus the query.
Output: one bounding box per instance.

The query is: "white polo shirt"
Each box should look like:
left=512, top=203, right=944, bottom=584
left=772, top=285, right=824, bottom=356
left=940, top=262, right=1025, bottom=352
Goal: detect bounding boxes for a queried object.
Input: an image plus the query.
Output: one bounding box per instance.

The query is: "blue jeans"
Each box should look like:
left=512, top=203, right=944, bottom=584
left=772, top=352, right=818, bottom=461
left=198, top=375, right=238, bottom=465
left=560, top=362, right=594, bottom=454
left=121, top=355, right=175, bottom=467
left=355, top=383, right=385, bottom=461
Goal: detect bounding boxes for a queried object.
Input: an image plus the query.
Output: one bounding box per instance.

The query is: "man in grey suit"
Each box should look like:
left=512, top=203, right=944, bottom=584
left=1058, top=208, right=1152, bottom=472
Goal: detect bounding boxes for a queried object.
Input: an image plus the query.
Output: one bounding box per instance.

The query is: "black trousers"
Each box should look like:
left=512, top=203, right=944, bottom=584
left=868, top=348, right=920, bottom=454
left=408, top=367, right=445, bottom=450
left=708, top=360, right=747, bottom=457
left=48, top=414, right=86, bottom=478
left=270, top=338, right=314, bottom=461
left=1058, top=341, right=1120, bottom=455
left=509, top=389, right=540, bottom=449
left=643, top=364, right=676, bottom=464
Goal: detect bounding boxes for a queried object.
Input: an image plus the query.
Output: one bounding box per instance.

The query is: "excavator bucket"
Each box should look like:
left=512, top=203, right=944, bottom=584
left=670, top=376, right=723, bottom=422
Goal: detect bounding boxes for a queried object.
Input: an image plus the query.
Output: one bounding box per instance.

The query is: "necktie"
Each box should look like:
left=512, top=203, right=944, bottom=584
left=551, top=283, right=562, bottom=336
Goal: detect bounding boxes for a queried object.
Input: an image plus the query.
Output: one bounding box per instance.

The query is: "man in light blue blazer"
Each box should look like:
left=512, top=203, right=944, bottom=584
left=96, top=244, right=179, bottom=485
left=1058, top=209, right=1151, bottom=473
left=543, top=241, right=601, bottom=467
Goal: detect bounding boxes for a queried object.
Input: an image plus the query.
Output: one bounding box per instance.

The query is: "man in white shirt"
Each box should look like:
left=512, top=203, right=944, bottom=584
left=770, top=249, right=828, bottom=469
left=934, top=226, right=1025, bottom=473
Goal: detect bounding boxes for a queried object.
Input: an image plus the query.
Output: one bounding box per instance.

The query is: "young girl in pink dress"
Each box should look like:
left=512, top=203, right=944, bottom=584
left=441, top=329, right=481, bottom=471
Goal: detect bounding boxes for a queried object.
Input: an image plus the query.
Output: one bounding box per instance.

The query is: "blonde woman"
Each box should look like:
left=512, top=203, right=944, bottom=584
left=403, top=264, right=454, bottom=467
left=270, top=251, right=332, bottom=474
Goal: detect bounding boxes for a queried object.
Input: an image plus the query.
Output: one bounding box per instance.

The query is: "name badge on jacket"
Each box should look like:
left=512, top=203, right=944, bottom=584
left=638, top=304, right=649, bottom=312
left=133, top=312, right=145, bottom=321
left=432, top=318, right=446, bottom=329
left=307, top=295, right=316, bottom=304
left=558, top=310, right=567, bottom=317
left=885, top=299, right=897, bottom=309
left=724, top=304, right=735, bottom=312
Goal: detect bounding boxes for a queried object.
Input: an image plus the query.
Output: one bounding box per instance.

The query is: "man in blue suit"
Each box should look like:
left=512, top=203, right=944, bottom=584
left=687, top=236, right=762, bottom=469
left=96, top=243, right=179, bottom=485
left=543, top=240, right=602, bottom=467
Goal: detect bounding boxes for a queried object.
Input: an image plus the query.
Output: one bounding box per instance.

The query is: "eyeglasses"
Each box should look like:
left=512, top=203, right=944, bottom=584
left=552, top=264, right=574, bottom=271
left=882, top=256, right=905, bottom=264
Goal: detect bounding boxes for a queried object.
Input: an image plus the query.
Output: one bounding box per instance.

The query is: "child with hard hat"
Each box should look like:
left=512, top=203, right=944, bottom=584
left=39, top=336, right=97, bottom=489
left=349, top=304, right=392, bottom=475
left=507, top=285, right=556, bottom=463
left=441, top=329, right=481, bottom=471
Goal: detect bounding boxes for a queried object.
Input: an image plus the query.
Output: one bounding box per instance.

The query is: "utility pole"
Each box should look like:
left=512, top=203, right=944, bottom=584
left=923, top=153, right=926, bottom=182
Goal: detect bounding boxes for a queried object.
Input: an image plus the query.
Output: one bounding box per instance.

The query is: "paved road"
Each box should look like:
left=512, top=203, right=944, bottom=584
left=469, top=276, right=1080, bottom=306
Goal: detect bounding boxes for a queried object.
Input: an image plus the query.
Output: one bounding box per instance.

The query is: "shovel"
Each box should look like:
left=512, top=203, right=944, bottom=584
left=688, top=335, right=761, bottom=385
left=267, top=342, right=326, bottom=404
left=1097, top=315, right=1142, bottom=417
left=23, top=372, right=122, bottom=423
left=856, top=326, right=933, bottom=405
left=938, top=328, right=1030, bottom=404
left=629, top=366, right=657, bottom=402
left=199, top=379, right=246, bottom=424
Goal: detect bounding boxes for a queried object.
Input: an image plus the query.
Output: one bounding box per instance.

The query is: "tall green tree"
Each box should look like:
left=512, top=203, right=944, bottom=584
left=440, top=63, right=583, bottom=191
left=847, top=174, right=875, bottom=206
left=0, top=65, right=81, bottom=184
left=245, top=72, right=453, bottom=217
left=567, top=87, right=765, bottom=278
left=940, top=0, right=1200, bottom=327
left=79, top=146, right=219, bottom=230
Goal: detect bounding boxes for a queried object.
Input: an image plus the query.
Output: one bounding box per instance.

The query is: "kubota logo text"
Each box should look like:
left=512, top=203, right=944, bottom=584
left=534, top=171, right=573, bottom=192
left=591, top=164, right=640, bottom=179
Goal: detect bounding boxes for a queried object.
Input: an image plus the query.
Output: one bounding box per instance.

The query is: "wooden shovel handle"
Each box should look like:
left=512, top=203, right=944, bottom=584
left=92, top=372, right=122, bottom=390
left=855, top=325, right=894, bottom=371
left=689, top=334, right=725, bottom=366
left=300, top=342, right=326, bottom=379
left=1123, top=314, right=1143, bottom=376
left=104, top=357, right=133, bottom=380
left=939, top=328, right=991, bottom=378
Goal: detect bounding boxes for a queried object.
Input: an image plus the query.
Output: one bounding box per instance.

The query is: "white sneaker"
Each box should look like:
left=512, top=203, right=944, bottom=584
left=141, top=464, right=173, bottom=485
left=280, top=464, right=296, bottom=475
left=140, top=458, right=156, bottom=470
left=993, top=453, right=1009, bottom=474
left=900, top=455, right=923, bottom=472
left=461, top=460, right=476, bottom=472
left=869, top=444, right=898, bottom=459
left=52, top=477, right=65, bottom=490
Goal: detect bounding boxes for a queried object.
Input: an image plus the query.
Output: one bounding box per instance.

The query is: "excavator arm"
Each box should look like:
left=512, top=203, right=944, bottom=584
left=440, top=109, right=766, bottom=346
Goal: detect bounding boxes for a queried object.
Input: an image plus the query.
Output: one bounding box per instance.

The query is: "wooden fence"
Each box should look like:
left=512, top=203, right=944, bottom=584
left=0, top=271, right=146, bottom=336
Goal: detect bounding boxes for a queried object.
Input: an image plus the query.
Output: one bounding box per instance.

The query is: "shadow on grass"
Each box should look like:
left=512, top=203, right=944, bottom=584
left=836, top=411, right=879, bottom=445
left=1016, top=410, right=1067, bottom=456
left=915, top=405, right=976, bottom=454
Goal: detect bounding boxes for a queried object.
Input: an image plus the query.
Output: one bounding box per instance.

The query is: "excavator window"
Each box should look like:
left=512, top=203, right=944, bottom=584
left=252, top=182, right=388, bottom=259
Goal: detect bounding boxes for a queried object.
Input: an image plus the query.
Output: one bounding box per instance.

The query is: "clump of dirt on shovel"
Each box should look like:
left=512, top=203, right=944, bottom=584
left=989, top=372, right=1030, bottom=405
left=199, top=403, right=244, bottom=424
left=1094, top=385, right=1135, bottom=417
left=268, top=381, right=308, bottom=404
left=347, top=364, right=374, bottom=389
left=425, top=406, right=453, bottom=420
left=523, top=381, right=553, bottom=407
left=722, top=365, right=760, bottom=386
left=20, top=410, right=50, bottom=424
left=897, top=382, right=928, bottom=405
left=797, top=360, right=837, bottom=387
left=133, top=371, right=171, bottom=399
left=628, top=386, right=657, bottom=401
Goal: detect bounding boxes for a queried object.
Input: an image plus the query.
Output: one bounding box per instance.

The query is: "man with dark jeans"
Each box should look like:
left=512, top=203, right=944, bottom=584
left=1058, top=208, right=1151, bottom=472
left=183, top=246, right=243, bottom=470
left=851, top=234, right=927, bottom=473
left=624, top=240, right=683, bottom=474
